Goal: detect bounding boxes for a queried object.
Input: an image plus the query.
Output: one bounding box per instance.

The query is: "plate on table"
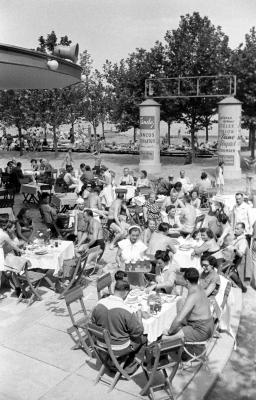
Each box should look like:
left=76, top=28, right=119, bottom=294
left=34, top=249, right=48, bottom=255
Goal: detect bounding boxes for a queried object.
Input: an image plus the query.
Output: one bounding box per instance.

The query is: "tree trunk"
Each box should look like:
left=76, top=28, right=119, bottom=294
left=191, top=124, right=196, bottom=161
left=101, top=121, right=105, bottom=138
left=43, top=125, right=48, bottom=146
left=248, top=128, right=252, bottom=149
left=251, top=125, right=255, bottom=159
left=205, top=124, right=209, bottom=142
left=53, top=124, right=58, bottom=156
left=167, top=122, right=171, bottom=146
left=133, top=127, right=137, bottom=143
left=70, top=115, right=75, bottom=144
left=18, top=126, right=23, bottom=156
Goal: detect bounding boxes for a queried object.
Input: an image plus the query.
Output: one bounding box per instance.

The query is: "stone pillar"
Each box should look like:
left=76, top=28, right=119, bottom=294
left=139, top=99, right=161, bottom=174
left=218, top=96, right=242, bottom=180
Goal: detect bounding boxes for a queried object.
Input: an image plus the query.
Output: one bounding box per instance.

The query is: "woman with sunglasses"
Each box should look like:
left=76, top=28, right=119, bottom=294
left=200, top=256, right=220, bottom=298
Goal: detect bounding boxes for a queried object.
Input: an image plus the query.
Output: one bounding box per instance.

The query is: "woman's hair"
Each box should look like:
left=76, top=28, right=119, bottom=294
left=158, top=222, right=169, bottom=233
left=205, top=256, right=218, bottom=269
left=17, top=208, right=28, bottom=220
left=200, top=228, right=214, bottom=239
left=201, top=172, right=207, bottom=180
left=191, top=229, right=200, bottom=239
left=166, top=205, right=175, bottom=213
left=217, top=212, right=229, bottom=224
left=173, top=182, right=182, bottom=190
left=155, top=249, right=170, bottom=263
left=190, top=189, right=198, bottom=197
left=141, top=170, right=147, bottom=178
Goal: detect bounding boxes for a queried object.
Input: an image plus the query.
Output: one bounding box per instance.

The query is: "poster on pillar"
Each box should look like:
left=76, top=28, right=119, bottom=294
left=140, top=116, right=157, bottom=161
left=218, top=97, right=242, bottom=179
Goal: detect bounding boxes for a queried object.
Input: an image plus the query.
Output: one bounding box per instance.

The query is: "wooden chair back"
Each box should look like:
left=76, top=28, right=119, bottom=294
left=140, top=338, right=184, bottom=397
left=127, top=271, right=147, bottom=287
left=64, top=285, right=91, bottom=356
left=97, top=272, right=112, bottom=299
left=192, top=214, right=205, bottom=234
left=86, top=322, right=131, bottom=390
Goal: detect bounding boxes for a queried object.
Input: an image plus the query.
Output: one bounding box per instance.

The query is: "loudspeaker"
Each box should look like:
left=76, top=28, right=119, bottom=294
left=53, top=43, right=79, bottom=63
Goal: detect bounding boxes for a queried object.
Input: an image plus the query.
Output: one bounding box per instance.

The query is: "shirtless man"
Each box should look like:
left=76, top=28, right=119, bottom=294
left=77, top=209, right=105, bottom=257
left=107, top=193, right=130, bottom=231
left=162, top=268, right=214, bottom=342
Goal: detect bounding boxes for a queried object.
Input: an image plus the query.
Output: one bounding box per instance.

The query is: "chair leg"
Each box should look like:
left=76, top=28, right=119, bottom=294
left=108, top=371, right=121, bottom=392
left=95, top=364, right=106, bottom=384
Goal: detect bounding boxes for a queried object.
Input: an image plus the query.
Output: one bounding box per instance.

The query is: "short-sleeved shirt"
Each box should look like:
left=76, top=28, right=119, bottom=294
left=200, top=269, right=220, bottom=297
left=118, top=238, right=147, bottom=263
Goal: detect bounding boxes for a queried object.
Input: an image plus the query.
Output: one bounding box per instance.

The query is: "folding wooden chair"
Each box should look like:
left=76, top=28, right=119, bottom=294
left=64, top=285, right=92, bottom=356
left=85, top=322, right=131, bottom=392
left=191, top=214, right=205, bottom=235
left=140, top=338, right=184, bottom=399
left=14, top=263, right=49, bottom=306
left=96, top=272, right=112, bottom=299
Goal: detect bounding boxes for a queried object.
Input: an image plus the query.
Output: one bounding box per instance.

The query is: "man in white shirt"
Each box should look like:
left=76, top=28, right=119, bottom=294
left=229, top=222, right=249, bottom=293
left=231, top=193, right=253, bottom=241
left=119, top=168, right=134, bottom=186
left=177, top=170, right=193, bottom=192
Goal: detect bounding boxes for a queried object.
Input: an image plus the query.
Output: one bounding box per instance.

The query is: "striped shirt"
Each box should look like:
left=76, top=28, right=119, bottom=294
left=91, top=295, right=144, bottom=350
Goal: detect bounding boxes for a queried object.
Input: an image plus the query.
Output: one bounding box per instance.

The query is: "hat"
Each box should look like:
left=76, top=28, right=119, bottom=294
left=128, top=225, right=142, bottom=234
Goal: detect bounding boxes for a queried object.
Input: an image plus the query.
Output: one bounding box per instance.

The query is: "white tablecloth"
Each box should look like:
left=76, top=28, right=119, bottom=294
left=0, top=207, right=15, bottom=221
left=51, top=193, right=78, bottom=210
left=172, top=238, right=201, bottom=272
left=17, top=240, right=75, bottom=275
left=142, top=301, right=178, bottom=343
left=20, top=183, right=51, bottom=195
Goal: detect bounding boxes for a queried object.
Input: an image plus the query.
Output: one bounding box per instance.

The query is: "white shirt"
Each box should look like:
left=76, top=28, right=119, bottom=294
left=118, top=238, right=147, bottom=263
left=232, top=202, right=253, bottom=235
left=232, top=234, right=248, bottom=257
left=119, top=175, right=134, bottom=186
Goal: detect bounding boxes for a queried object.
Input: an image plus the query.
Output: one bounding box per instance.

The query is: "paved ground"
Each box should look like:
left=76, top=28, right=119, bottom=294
left=0, top=150, right=256, bottom=399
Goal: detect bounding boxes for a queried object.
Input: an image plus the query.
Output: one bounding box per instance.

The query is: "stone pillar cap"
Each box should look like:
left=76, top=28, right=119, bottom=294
left=218, top=96, right=242, bottom=105
left=139, top=99, right=160, bottom=107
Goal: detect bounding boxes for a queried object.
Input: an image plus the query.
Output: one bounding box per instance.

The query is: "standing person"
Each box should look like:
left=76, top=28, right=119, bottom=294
left=0, top=221, right=22, bottom=300
left=215, top=161, right=224, bottom=194
left=10, top=162, right=24, bottom=193
left=231, top=192, right=253, bottom=243
left=62, top=148, right=73, bottom=169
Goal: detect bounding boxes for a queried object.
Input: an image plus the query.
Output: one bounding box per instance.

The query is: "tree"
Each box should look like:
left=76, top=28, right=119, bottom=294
left=231, top=27, right=256, bottom=158
left=164, top=12, right=231, bottom=157
left=0, top=90, right=36, bottom=155
left=36, top=31, right=71, bottom=52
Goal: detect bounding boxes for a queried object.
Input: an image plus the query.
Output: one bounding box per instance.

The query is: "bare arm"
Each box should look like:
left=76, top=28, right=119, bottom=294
left=168, top=294, right=196, bottom=335
left=16, top=222, right=29, bottom=243
left=204, top=282, right=216, bottom=297
left=116, top=247, right=123, bottom=266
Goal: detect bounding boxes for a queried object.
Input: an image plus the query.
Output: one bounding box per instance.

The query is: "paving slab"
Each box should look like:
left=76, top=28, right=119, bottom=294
left=2, top=323, right=86, bottom=373
left=0, top=346, right=69, bottom=400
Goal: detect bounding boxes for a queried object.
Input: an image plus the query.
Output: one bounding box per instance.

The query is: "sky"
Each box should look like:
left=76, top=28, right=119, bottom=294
left=1, top=0, right=256, bottom=69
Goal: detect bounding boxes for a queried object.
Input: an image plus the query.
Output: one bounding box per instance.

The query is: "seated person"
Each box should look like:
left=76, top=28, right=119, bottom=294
left=16, top=208, right=34, bottom=243
left=109, top=210, right=130, bottom=250
left=119, top=167, right=134, bottom=186
left=147, top=222, right=177, bottom=256
left=179, top=194, right=197, bottom=236
left=80, top=164, right=94, bottom=185
left=177, top=170, right=193, bottom=192
left=142, top=219, right=156, bottom=246
left=88, top=186, right=102, bottom=210
left=162, top=205, right=181, bottom=231
left=148, top=250, right=179, bottom=294
left=91, top=280, right=147, bottom=372
left=190, top=190, right=201, bottom=209
left=192, top=228, right=220, bottom=258
left=171, top=182, right=184, bottom=199
left=77, top=209, right=105, bottom=258
left=39, top=159, right=53, bottom=178
left=162, top=268, right=214, bottom=343
left=161, top=191, right=184, bottom=211
left=200, top=256, right=220, bottom=298
left=143, top=192, right=161, bottom=229
left=63, top=166, right=79, bottom=190
left=197, top=172, right=212, bottom=195
left=5, top=161, right=13, bottom=174
left=40, top=192, right=57, bottom=229
left=116, top=226, right=147, bottom=266
left=30, top=159, right=38, bottom=171
left=136, top=170, right=151, bottom=189
left=107, top=193, right=130, bottom=231
left=156, top=177, right=171, bottom=196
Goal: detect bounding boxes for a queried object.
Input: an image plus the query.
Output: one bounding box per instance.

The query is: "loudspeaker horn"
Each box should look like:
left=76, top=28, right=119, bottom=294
left=53, top=43, right=79, bottom=63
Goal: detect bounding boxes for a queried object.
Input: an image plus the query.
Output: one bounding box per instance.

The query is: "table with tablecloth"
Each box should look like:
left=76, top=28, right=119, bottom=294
left=126, top=291, right=179, bottom=343
left=51, top=193, right=78, bottom=212
left=4, top=240, right=75, bottom=276
left=20, top=183, right=52, bottom=205
left=0, top=207, right=15, bottom=221
left=172, top=237, right=202, bottom=271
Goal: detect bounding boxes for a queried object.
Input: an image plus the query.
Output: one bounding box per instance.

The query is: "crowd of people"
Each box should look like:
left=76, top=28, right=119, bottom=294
left=0, top=155, right=254, bottom=371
